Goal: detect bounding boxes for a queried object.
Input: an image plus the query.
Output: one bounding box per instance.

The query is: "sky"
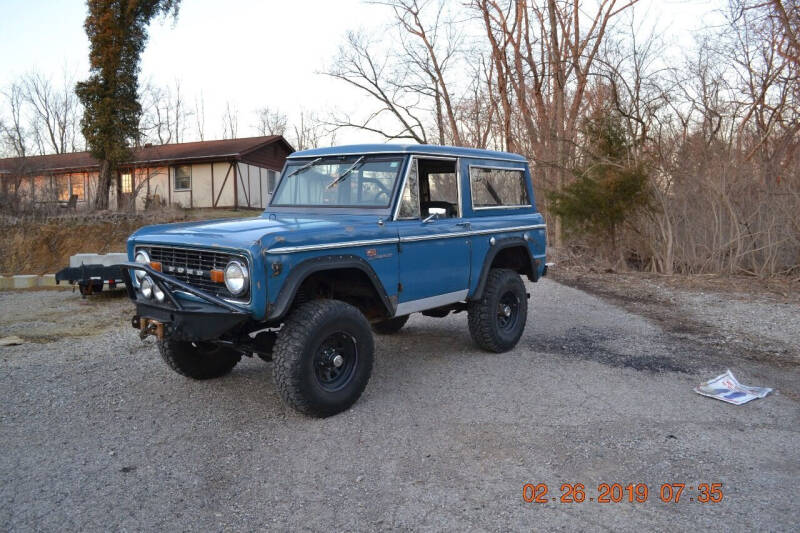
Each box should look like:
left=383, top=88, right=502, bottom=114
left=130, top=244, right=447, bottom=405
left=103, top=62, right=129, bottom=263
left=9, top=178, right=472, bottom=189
left=0, top=0, right=726, bottom=147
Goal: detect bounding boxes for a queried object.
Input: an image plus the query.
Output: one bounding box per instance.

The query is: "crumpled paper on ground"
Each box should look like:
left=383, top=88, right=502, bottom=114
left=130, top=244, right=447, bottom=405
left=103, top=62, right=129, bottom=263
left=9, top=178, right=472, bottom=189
left=694, top=370, right=773, bottom=405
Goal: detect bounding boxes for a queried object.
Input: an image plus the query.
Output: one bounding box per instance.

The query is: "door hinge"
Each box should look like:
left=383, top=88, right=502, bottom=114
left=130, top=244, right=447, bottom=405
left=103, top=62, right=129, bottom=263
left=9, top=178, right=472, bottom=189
left=397, top=282, right=403, bottom=292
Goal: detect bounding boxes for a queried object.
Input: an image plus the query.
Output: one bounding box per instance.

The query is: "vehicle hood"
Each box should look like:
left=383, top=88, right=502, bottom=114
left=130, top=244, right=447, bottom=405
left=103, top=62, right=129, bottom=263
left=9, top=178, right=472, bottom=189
left=129, top=212, right=391, bottom=254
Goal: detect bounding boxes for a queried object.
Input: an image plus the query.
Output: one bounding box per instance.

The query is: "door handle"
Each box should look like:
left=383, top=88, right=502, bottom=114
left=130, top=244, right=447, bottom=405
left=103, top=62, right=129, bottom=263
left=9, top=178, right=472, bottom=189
left=456, top=221, right=470, bottom=228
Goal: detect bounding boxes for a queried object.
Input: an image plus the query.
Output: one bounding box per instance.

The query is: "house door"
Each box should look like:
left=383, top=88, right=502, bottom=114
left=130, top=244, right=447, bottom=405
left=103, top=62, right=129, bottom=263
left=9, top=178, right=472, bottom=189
left=394, top=156, right=471, bottom=315
left=119, top=171, right=134, bottom=209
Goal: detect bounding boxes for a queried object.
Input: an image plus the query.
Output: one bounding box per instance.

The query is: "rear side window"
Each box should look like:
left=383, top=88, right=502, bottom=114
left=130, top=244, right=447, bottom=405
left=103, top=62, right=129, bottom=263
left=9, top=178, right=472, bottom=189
left=469, top=167, right=529, bottom=208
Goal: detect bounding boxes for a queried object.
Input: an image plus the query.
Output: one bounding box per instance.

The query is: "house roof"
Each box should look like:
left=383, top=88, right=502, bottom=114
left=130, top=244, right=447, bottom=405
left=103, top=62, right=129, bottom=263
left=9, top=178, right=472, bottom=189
left=290, top=144, right=527, bottom=163
left=0, top=136, right=294, bottom=175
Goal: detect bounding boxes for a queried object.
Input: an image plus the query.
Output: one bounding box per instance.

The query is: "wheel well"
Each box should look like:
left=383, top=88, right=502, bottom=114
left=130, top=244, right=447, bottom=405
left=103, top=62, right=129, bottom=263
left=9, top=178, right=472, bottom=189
left=292, top=268, right=390, bottom=321
left=490, top=246, right=534, bottom=280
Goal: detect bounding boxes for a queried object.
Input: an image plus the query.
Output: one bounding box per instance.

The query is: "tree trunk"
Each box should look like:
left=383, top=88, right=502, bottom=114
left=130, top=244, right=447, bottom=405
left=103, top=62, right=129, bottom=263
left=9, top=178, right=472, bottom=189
left=94, top=159, right=112, bottom=210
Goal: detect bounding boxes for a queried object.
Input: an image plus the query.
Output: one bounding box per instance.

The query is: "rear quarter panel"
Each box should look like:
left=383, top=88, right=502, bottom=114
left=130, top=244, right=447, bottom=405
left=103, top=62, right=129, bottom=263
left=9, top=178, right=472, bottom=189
left=459, top=157, right=547, bottom=297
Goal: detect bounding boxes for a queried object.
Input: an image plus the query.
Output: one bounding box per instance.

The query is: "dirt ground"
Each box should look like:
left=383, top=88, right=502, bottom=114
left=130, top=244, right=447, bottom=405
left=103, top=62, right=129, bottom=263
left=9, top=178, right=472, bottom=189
left=1, top=275, right=798, bottom=531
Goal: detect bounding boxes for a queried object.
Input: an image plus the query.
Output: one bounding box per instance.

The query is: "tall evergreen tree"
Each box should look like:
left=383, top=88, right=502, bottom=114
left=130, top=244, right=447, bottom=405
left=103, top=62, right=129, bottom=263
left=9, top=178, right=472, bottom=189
left=76, top=0, right=180, bottom=209
left=550, top=106, right=650, bottom=263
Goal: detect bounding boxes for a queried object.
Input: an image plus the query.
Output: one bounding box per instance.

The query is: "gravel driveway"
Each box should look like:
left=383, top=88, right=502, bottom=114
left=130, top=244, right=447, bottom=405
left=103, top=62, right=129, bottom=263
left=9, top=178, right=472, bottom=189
left=1, top=280, right=798, bottom=531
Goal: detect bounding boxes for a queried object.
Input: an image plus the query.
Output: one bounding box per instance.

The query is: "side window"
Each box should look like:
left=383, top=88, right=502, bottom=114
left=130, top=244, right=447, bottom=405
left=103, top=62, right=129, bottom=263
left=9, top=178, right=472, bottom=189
left=398, top=158, right=420, bottom=219
left=174, top=165, right=191, bottom=190
left=469, top=167, right=529, bottom=208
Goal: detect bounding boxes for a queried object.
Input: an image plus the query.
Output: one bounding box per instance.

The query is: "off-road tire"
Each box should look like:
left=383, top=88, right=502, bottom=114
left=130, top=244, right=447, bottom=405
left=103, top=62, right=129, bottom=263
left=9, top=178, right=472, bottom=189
left=371, top=315, right=409, bottom=335
left=273, top=299, right=374, bottom=418
left=158, top=340, right=241, bottom=379
left=468, top=268, right=527, bottom=353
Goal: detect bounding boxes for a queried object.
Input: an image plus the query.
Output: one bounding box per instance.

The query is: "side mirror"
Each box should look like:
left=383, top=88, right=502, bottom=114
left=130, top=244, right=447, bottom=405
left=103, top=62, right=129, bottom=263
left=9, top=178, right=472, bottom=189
left=422, top=207, right=446, bottom=223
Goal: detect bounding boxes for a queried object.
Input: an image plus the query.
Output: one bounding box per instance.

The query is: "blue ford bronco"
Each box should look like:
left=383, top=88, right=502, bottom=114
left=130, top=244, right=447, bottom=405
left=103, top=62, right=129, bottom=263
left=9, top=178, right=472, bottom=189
left=120, top=144, right=547, bottom=417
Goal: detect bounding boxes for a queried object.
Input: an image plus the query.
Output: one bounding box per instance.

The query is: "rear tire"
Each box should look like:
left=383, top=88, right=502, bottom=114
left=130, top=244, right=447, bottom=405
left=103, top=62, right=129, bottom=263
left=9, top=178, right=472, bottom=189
left=273, top=299, right=374, bottom=417
left=158, top=340, right=241, bottom=379
left=371, top=314, right=409, bottom=335
left=468, top=268, right=527, bottom=353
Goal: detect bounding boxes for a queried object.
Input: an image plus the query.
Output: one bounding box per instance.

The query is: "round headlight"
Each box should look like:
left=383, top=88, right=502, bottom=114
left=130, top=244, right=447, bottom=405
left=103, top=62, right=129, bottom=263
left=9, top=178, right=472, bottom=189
left=224, top=260, right=249, bottom=296
left=140, top=276, right=154, bottom=299
left=134, top=250, right=150, bottom=282
left=153, top=283, right=165, bottom=303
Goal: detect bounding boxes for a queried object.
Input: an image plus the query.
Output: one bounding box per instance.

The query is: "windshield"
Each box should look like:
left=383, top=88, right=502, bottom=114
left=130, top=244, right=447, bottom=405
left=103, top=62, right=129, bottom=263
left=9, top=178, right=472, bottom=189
left=271, top=155, right=403, bottom=208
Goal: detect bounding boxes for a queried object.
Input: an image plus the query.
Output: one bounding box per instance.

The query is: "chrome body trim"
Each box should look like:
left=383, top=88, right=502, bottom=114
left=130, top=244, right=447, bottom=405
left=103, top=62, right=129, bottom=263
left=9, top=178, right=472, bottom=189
left=394, top=289, right=469, bottom=316
left=265, top=224, right=546, bottom=253
left=267, top=237, right=401, bottom=254
left=392, top=156, right=416, bottom=221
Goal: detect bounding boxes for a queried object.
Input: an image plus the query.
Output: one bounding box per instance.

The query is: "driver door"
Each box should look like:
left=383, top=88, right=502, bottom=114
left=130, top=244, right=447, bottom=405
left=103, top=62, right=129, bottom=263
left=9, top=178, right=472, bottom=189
left=393, top=156, right=471, bottom=315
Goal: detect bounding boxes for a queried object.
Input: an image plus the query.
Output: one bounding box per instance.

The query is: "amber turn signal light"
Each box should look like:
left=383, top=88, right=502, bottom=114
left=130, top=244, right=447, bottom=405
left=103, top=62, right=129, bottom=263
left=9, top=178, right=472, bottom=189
left=210, top=269, right=225, bottom=283
left=150, top=261, right=162, bottom=272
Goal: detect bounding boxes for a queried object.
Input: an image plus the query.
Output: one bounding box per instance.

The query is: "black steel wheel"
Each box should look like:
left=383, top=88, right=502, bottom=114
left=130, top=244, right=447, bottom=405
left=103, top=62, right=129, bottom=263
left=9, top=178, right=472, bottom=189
left=273, top=299, right=374, bottom=417
left=497, top=291, right=521, bottom=332
left=314, top=332, right=359, bottom=392
left=467, top=268, right=528, bottom=352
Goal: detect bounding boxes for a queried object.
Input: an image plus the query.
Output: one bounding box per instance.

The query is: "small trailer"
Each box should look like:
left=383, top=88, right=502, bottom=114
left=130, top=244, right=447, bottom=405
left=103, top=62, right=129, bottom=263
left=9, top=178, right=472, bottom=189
left=55, top=253, right=127, bottom=296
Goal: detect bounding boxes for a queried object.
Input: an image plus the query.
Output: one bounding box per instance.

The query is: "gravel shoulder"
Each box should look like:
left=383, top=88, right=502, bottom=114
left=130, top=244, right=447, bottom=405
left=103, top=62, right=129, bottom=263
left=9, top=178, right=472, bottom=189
left=1, top=279, right=798, bottom=531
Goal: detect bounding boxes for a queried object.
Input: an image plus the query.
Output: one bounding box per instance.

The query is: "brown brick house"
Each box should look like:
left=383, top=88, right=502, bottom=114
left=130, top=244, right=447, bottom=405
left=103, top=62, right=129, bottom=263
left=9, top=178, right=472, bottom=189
left=0, top=136, right=294, bottom=210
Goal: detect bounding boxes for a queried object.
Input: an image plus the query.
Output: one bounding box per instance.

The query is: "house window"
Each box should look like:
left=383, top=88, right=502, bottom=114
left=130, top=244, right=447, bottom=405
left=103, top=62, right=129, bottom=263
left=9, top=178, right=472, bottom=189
left=174, top=165, right=191, bottom=190
left=469, top=167, right=529, bottom=208
left=267, top=170, right=278, bottom=193
left=121, top=173, right=133, bottom=194
left=57, top=176, right=70, bottom=201
left=72, top=177, right=85, bottom=201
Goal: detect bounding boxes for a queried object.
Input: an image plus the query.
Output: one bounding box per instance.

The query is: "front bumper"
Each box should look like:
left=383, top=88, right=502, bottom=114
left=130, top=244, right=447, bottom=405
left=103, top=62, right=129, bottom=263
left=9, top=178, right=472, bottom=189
left=118, top=262, right=249, bottom=342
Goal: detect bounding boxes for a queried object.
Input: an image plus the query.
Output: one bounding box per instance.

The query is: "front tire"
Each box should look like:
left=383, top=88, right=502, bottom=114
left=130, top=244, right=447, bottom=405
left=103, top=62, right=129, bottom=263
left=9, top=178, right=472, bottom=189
left=371, top=314, right=409, bottom=335
left=273, top=300, right=374, bottom=417
left=468, top=268, right=528, bottom=353
left=158, top=340, right=241, bottom=379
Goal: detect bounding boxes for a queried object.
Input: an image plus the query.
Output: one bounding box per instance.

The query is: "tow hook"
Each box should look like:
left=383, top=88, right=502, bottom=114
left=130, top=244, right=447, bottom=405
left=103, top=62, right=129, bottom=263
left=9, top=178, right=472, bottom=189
left=132, top=315, right=165, bottom=340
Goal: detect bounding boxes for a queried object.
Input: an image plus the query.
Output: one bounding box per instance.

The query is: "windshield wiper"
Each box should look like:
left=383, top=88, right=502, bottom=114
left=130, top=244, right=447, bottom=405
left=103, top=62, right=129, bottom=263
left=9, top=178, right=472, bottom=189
left=327, top=156, right=365, bottom=189
left=286, top=157, right=323, bottom=178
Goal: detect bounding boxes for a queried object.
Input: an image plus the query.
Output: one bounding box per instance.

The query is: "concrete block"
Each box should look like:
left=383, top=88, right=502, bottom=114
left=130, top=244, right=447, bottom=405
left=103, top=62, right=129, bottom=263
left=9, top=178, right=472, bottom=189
left=38, top=274, right=57, bottom=287
left=0, top=277, right=12, bottom=290
left=13, top=275, right=39, bottom=289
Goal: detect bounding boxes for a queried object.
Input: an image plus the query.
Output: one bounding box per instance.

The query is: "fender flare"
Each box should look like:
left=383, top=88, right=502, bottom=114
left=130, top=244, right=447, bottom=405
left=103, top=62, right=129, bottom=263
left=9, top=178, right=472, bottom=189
left=470, top=237, right=539, bottom=301
left=266, top=254, right=395, bottom=321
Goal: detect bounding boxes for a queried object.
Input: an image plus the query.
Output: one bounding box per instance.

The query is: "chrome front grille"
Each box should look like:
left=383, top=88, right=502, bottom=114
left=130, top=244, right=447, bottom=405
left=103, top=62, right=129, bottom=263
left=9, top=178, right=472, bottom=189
left=140, top=245, right=249, bottom=301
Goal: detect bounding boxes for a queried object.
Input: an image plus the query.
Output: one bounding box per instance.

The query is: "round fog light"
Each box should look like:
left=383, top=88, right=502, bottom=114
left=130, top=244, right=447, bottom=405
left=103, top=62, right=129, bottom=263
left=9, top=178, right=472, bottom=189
left=140, top=276, right=154, bottom=299
left=153, top=283, right=165, bottom=302
left=224, top=260, right=249, bottom=296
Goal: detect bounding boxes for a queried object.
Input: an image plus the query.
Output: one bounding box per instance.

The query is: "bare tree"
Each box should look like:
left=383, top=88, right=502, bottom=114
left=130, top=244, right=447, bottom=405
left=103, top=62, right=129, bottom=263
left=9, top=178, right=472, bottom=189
left=255, top=106, right=288, bottom=136
left=139, top=79, right=193, bottom=145
left=0, top=82, right=30, bottom=158
left=291, top=111, right=330, bottom=150
left=194, top=91, right=206, bottom=141
left=325, top=31, right=431, bottom=143
left=22, top=70, right=82, bottom=154
left=222, top=101, right=239, bottom=139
